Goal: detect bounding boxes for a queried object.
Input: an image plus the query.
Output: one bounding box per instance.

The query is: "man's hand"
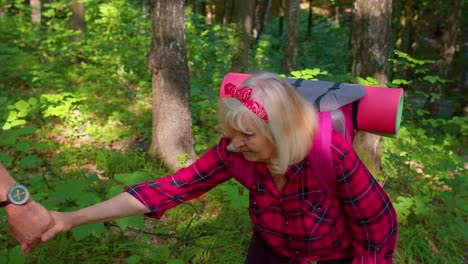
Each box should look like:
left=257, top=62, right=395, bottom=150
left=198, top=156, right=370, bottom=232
left=6, top=200, right=54, bottom=252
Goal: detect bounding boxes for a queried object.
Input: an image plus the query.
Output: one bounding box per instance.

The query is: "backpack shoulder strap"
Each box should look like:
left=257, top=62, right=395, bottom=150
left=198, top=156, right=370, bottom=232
left=232, top=112, right=338, bottom=195
left=309, top=112, right=337, bottom=196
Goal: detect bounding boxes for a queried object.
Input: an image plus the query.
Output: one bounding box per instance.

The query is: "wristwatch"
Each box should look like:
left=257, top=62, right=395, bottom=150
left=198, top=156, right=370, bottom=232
left=0, top=184, right=30, bottom=207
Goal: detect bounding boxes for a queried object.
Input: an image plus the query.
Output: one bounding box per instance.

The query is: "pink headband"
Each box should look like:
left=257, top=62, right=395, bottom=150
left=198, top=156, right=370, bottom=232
left=223, top=83, right=269, bottom=121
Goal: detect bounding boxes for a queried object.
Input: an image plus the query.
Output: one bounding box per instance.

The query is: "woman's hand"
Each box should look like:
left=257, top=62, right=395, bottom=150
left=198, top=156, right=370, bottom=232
left=41, top=211, right=75, bottom=242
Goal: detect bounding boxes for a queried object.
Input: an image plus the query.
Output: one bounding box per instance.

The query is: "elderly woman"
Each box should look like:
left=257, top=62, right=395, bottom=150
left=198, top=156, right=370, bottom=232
left=42, top=72, right=397, bottom=264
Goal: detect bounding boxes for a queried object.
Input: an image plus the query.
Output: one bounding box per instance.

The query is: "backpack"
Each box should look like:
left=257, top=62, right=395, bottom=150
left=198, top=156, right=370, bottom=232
left=220, top=72, right=404, bottom=195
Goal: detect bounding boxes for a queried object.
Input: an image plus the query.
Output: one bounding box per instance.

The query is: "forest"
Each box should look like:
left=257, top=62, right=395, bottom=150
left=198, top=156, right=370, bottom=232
left=0, top=0, right=466, bottom=263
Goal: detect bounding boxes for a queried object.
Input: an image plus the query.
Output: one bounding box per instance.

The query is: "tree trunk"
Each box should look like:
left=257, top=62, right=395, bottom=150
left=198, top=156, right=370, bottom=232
left=147, top=0, right=197, bottom=170
left=252, top=0, right=265, bottom=42
left=231, top=0, right=254, bottom=72
left=278, top=0, right=285, bottom=35
left=282, top=0, right=300, bottom=73
left=205, top=1, right=213, bottom=25
left=307, top=0, right=313, bottom=38
left=404, top=1, right=420, bottom=81
left=68, top=1, right=85, bottom=42
left=30, top=0, right=41, bottom=24
left=350, top=0, right=392, bottom=176
left=222, top=0, right=234, bottom=26
left=425, top=0, right=463, bottom=118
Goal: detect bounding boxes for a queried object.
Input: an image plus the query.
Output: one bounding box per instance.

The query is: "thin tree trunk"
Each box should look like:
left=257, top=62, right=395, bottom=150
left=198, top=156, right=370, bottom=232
left=282, top=0, right=300, bottom=73
left=278, top=0, right=285, bottom=36
left=425, top=0, right=463, bottom=117
left=231, top=0, right=254, bottom=72
left=307, top=0, right=313, bottom=38
left=205, top=0, right=213, bottom=25
left=350, top=0, right=393, bottom=176
left=147, top=0, right=197, bottom=169
left=30, top=0, right=41, bottom=25
left=253, top=0, right=272, bottom=43
left=68, top=1, right=85, bottom=42
left=222, top=0, right=230, bottom=25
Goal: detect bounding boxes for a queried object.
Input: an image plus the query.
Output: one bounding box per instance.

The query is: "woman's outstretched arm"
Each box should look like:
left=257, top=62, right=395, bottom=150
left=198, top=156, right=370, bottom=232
left=41, top=192, right=150, bottom=242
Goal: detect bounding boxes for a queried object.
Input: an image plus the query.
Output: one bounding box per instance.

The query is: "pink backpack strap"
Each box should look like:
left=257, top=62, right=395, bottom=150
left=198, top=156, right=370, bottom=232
left=232, top=112, right=338, bottom=195
left=309, top=112, right=337, bottom=195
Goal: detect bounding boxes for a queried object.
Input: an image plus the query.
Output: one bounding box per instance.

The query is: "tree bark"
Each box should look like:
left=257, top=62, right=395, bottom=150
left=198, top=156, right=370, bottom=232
left=307, top=0, right=313, bottom=38
left=278, top=0, right=285, bottom=36
left=349, top=0, right=392, bottom=176
left=30, top=0, right=41, bottom=25
left=147, top=0, right=197, bottom=170
left=282, top=0, right=300, bottom=73
left=231, top=0, right=254, bottom=72
left=425, top=0, right=463, bottom=117
left=68, top=1, right=85, bottom=42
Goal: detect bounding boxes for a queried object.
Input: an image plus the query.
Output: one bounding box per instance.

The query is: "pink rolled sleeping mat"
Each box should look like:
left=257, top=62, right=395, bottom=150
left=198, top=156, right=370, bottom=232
left=220, top=72, right=404, bottom=138
left=356, top=86, right=404, bottom=137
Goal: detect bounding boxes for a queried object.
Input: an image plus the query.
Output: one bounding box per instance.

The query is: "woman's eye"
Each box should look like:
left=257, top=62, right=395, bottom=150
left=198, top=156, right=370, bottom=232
left=243, top=132, right=254, bottom=138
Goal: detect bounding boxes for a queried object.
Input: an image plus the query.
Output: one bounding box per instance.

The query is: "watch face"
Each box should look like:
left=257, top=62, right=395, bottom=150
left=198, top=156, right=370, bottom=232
left=7, top=184, right=30, bottom=205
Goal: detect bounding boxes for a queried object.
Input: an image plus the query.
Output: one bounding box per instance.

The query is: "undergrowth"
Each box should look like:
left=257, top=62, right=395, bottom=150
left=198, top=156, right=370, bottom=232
left=0, top=1, right=466, bottom=264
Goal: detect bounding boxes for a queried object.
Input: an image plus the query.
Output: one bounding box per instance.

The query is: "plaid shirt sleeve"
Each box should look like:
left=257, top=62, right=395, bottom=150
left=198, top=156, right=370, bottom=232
left=125, top=138, right=234, bottom=219
left=331, top=132, right=398, bottom=264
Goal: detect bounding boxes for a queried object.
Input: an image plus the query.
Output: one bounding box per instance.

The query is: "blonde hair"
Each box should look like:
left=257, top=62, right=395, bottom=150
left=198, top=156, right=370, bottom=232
left=219, top=72, right=318, bottom=174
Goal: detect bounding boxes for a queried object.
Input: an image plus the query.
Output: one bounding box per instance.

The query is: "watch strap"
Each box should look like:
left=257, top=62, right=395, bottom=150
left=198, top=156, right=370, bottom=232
left=0, top=200, right=10, bottom=207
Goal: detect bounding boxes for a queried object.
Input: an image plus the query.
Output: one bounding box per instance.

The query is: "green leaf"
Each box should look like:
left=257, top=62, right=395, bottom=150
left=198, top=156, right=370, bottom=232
left=17, top=126, right=36, bottom=135
left=55, top=179, right=87, bottom=201
left=15, top=100, right=30, bottom=117
left=0, top=252, right=7, bottom=264
left=9, top=119, right=27, bottom=128
left=28, top=97, right=38, bottom=106
left=394, top=196, right=414, bottom=223
left=391, top=79, right=412, bottom=86
left=0, top=153, right=12, bottom=165
left=19, top=154, right=40, bottom=169
left=8, top=246, right=25, bottom=264
left=127, top=255, right=141, bottom=264
left=15, top=142, right=30, bottom=152
left=77, top=192, right=101, bottom=206
left=1, top=122, right=11, bottom=130
left=115, top=171, right=149, bottom=185
left=106, top=184, right=124, bottom=199
left=0, top=133, right=16, bottom=145
left=220, top=182, right=248, bottom=209
left=115, top=215, right=144, bottom=230
left=413, top=195, right=431, bottom=217
left=430, top=93, right=441, bottom=100
left=6, top=110, right=17, bottom=122
left=0, top=97, right=7, bottom=107
left=422, top=75, right=445, bottom=84
left=71, top=223, right=106, bottom=241
left=159, top=245, right=171, bottom=261
left=33, top=142, right=48, bottom=149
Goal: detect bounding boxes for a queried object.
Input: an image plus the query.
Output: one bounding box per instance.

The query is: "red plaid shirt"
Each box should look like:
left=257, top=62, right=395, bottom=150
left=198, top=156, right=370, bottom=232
left=126, top=131, right=397, bottom=263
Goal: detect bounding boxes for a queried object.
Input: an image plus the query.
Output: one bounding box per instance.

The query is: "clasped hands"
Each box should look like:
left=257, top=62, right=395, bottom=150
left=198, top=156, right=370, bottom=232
left=7, top=200, right=69, bottom=253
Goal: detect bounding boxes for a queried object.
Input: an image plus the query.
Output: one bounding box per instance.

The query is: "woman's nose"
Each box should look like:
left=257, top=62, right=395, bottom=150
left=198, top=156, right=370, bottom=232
left=232, top=135, right=245, bottom=149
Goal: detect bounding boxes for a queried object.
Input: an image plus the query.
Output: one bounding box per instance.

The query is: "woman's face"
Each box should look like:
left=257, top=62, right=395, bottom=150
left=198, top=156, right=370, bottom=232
left=227, top=116, right=276, bottom=163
